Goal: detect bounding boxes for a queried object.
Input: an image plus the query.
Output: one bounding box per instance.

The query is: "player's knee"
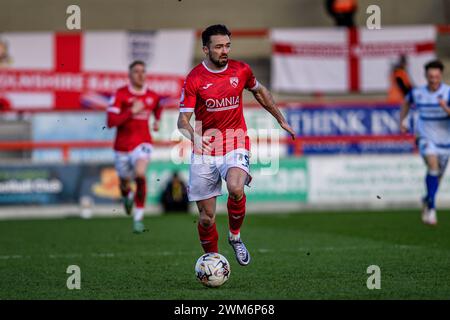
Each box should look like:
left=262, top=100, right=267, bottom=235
left=199, top=214, right=215, bottom=228
left=199, top=205, right=215, bottom=227
left=119, top=179, right=129, bottom=190
left=135, top=172, right=146, bottom=180
left=135, top=168, right=146, bottom=179
left=135, top=159, right=149, bottom=176
left=227, top=183, right=244, bottom=200
left=427, top=162, right=439, bottom=172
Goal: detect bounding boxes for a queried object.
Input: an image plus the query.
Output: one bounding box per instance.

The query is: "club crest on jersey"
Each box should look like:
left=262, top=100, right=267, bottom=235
left=145, top=97, right=154, bottom=105
left=230, top=77, right=239, bottom=88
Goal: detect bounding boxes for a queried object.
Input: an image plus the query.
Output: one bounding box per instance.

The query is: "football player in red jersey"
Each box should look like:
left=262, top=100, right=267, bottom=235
left=107, top=60, right=162, bottom=233
left=177, top=25, right=295, bottom=265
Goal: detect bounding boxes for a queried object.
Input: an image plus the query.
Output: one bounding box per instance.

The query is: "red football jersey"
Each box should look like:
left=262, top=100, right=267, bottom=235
left=180, top=59, right=258, bottom=156
left=107, top=85, right=161, bottom=152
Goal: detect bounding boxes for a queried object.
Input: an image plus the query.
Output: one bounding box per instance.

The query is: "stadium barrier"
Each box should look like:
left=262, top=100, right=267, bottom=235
left=1, top=100, right=417, bottom=161
left=0, top=140, right=178, bottom=163
left=0, top=98, right=437, bottom=219
left=0, top=133, right=417, bottom=163
left=2, top=154, right=450, bottom=219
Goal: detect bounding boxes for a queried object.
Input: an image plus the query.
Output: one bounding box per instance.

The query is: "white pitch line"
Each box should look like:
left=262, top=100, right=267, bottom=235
left=0, top=255, right=29, bottom=260
left=49, top=253, right=82, bottom=259
left=0, top=250, right=198, bottom=260
left=1, top=244, right=447, bottom=261
left=91, top=253, right=116, bottom=258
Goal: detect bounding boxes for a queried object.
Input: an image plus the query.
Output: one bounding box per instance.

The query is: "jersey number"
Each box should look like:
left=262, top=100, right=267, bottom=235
left=237, top=153, right=249, bottom=168
left=140, top=145, right=151, bottom=154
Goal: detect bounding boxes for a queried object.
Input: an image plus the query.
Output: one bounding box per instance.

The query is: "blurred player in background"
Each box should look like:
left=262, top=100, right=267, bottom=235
left=0, top=39, right=12, bottom=68
left=177, top=25, right=295, bottom=266
left=400, top=60, right=450, bottom=226
left=388, top=55, right=413, bottom=103
left=107, top=60, right=162, bottom=233
left=325, top=0, right=358, bottom=27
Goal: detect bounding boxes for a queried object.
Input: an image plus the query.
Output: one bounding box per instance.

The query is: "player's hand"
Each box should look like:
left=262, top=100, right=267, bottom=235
left=193, top=135, right=213, bottom=154
left=153, top=121, right=160, bottom=132
left=400, top=119, right=409, bottom=134
left=400, top=124, right=408, bottom=134
left=200, top=136, right=214, bottom=154
left=438, top=99, right=449, bottom=112
left=279, top=121, right=296, bottom=140
left=131, top=99, right=145, bottom=114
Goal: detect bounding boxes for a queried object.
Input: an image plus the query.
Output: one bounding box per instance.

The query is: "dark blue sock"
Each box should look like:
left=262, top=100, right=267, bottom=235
left=425, top=173, right=439, bottom=209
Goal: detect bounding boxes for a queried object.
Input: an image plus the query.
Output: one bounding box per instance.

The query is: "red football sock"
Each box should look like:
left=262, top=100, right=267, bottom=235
left=134, top=176, right=146, bottom=209
left=197, top=222, right=219, bottom=253
left=227, top=194, right=246, bottom=235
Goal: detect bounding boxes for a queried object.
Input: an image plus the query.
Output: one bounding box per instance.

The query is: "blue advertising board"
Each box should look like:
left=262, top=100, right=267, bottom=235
left=284, top=103, right=416, bottom=155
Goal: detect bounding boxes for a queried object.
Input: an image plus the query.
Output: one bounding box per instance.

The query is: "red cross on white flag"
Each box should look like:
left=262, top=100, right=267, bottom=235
left=271, top=26, right=436, bottom=93
left=0, top=30, right=195, bottom=111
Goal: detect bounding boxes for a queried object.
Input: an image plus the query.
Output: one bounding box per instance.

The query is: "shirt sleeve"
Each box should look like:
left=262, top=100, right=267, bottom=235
left=107, top=91, right=132, bottom=128
left=107, top=91, right=122, bottom=114
left=179, top=76, right=196, bottom=113
left=244, top=63, right=259, bottom=91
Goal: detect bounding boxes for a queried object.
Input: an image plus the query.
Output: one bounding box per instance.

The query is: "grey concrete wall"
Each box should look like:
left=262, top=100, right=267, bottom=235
left=0, top=0, right=447, bottom=32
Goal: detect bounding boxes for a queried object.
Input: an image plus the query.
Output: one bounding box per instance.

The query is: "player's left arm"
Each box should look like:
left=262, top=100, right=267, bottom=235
left=250, top=84, right=296, bottom=140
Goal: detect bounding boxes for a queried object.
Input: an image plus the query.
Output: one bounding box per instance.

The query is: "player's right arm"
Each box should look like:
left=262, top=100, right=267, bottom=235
left=177, top=111, right=195, bottom=142
left=107, top=91, right=144, bottom=128
left=399, top=90, right=413, bottom=133
left=177, top=78, right=212, bottom=153
left=178, top=111, right=213, bottom=154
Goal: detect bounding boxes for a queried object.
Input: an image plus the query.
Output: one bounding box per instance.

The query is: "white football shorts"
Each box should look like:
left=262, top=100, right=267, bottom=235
left=418, top=137, right=450, bottom=157
left=114, top=143, right=153, bottom=179
left=188, top=148, right=252, bottom=202
left=417, top=138, right=450, bottom=177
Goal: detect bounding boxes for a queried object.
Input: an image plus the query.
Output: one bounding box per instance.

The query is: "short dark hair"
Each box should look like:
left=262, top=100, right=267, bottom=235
left=425, top=59, right=444, bottom=72
left=129, top=60, right=146, bottom=71
left=201, top=24, right=231, bottom=47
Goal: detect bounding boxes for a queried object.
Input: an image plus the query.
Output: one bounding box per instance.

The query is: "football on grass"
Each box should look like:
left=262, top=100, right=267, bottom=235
left=195, top=253, right=231, bottom=287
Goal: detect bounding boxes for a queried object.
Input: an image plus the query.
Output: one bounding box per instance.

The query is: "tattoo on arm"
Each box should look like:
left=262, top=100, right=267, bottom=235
left=177, top=112, right=195, bottom=142
left=252, top=85, right=284, bottom=123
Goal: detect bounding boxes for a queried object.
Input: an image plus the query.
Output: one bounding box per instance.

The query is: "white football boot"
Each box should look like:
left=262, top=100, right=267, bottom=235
left=426, top=208, right=438, bottom=226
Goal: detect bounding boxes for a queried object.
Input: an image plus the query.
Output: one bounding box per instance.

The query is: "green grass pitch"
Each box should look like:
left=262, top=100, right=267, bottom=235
left=0, top=210, right=449, bottom=299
